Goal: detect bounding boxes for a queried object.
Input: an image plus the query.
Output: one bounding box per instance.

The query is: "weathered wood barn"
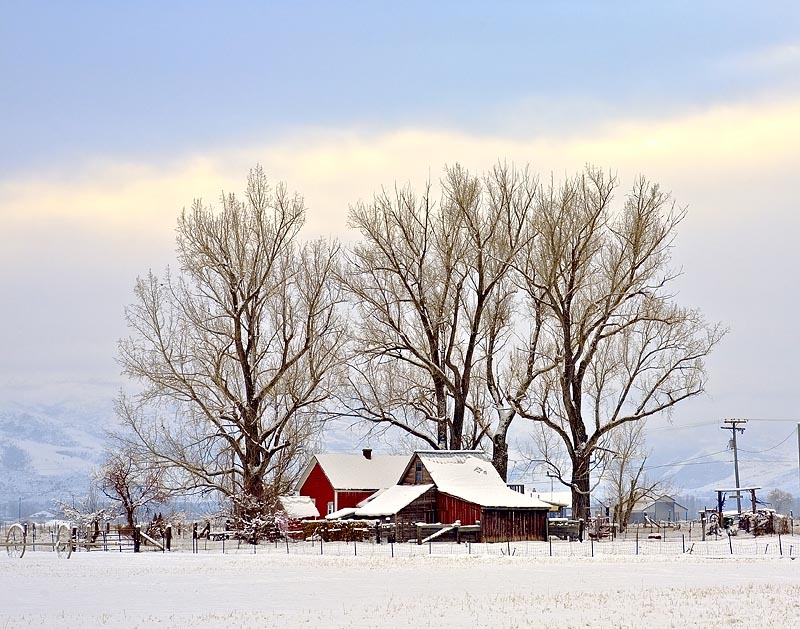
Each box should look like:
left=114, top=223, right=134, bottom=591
left=295, top=450, right=410, bottom=517
left=353, top=450, right=551, bottom=542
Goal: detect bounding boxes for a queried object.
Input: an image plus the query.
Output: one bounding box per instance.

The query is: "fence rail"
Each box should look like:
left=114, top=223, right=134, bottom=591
left=144, top=532, right=800, bottom=558
left=4, top=521, right=799, bottom=559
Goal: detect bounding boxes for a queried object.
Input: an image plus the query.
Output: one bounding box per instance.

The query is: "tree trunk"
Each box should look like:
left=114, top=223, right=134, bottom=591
left=450, top=401, right=465, bottom=450
left=571, top=455, right=591, bottom=521
left=434, top=376, right=448, bottom=448
left=240, top=433, right=266, bottom=529
left=491, top=432, right=509, bottom=482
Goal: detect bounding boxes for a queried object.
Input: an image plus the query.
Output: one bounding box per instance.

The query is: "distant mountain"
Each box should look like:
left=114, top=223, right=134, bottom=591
left=2, top=396, right=795, bottom=519
left=644, top=425, right=800, bottom=506
left=0, top=399, right=370, bottom=520
left=0, top=403, right=112, bottom=518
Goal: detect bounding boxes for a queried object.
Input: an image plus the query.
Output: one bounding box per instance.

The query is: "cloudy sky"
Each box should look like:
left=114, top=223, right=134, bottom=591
left=2, top=2, right=799, bottom=471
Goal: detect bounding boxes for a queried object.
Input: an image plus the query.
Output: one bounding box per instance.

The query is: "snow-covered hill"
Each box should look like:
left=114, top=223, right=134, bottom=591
left=2, top=393, right=796, bottom=519
left=644, top=422, right=800, bottom=504
left=0, top=402, right=112, bottom=518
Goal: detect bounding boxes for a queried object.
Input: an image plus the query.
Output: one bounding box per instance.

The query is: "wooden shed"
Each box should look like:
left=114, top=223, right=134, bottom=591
left=359, top=450, right=551, bottom=542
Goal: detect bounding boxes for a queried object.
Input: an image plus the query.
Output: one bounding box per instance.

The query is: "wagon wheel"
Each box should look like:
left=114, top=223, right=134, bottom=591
left=6, top=523, right=26, bottom=558
left=55, top=525, right=72, bottom=559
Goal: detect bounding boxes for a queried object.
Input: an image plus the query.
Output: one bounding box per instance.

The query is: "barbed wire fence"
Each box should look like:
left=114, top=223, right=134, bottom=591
left=2, top=520, right=799, bottom=559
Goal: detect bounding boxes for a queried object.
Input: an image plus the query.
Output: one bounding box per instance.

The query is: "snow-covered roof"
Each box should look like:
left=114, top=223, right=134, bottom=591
left=355, top=484, right=434, bottom=517
left=632, top=495, right=688, bottom=513
left=414, top=451, right=551, bottom=509
left=278, top=495, right=320, bottom=519
left=533, top=491, right=572, bottom=508
left=325, top=507, right=358, bottom=520
left=297, top=454, right=411, bottom=491
left=356, top=487, right=387, bottom=507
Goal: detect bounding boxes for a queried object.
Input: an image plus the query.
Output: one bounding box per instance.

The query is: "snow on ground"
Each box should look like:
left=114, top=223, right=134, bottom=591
left=2, top=550, right=799, bottom=628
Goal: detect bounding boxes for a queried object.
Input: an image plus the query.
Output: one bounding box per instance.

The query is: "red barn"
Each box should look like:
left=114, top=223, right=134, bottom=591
left=296, top=449, right=410, bottom=517
left=354, top=450, right=551, bottom=542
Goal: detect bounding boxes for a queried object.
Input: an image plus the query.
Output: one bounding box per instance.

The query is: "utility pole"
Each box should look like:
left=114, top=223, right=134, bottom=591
left=721, top=418, right=747, bottom=513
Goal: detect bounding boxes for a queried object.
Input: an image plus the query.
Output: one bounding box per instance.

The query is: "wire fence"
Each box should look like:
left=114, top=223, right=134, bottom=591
left=3, top=521, right=799, bottom=559
left=173, top=533, right=800, bottom=559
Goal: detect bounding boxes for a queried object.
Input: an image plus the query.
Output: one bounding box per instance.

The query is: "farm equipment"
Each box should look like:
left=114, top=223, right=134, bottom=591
left=587, top=516, right=613, bottom=540
left=547, top=518, right=584, bottom=541
left=4, top=523, right=73, bottom=559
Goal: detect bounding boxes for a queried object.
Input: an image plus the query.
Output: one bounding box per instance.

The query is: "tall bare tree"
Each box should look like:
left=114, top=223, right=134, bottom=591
left=510, top=167, right=725, bottom=518
left=603, top=421, right=668, bottom=530
left=118, top=166, right=346, bottom=518
left=341, top=164, right=534, bottom=467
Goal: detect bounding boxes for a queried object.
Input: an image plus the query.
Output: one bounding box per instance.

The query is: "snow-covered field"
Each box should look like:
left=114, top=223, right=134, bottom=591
left=2, top=550, right=799, bottom=628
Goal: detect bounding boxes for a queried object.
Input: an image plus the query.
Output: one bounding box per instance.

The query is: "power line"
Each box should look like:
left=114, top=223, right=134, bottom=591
left=645, top=460, right=731, bottom=470
left=738, top=418, right=799, bottom=422
left=738, top=428, right=797, bottom=454
left=644, top=449, right=730, bottom=471
left=739, top=458, right=796, bottom=464
left=647, top=420, right=719, bottom=432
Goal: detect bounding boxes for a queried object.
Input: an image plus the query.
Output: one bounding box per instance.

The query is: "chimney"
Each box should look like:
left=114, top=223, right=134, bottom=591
left=362, top=448, right=372, bottom=460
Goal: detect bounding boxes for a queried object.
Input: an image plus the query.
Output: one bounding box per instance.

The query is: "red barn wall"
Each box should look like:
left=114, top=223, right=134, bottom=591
left=437, top=493, right=481, bottom=525
left=298, top=463, right=334, bottom=517
left=336, top=490, right=376, bottom=510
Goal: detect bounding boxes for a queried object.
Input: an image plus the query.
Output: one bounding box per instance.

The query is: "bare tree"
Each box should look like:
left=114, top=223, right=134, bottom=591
left=510, top=167, right=725, bottom=519
left=603, top=422, right=668, bottom=530
left=97, top=447, right=170, bottom=529
left=768, top=489, right=794, bottom=514
left=55, top=486, right=117, bottom=528
left=341, top=164, right=533, bottom=470
left=117, top=166, right=346, bottom=521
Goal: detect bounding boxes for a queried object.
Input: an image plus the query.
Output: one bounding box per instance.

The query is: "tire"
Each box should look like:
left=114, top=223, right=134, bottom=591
left=6, top=523, right=26, bottom=558
left=55, top=525, right=72, bottom=559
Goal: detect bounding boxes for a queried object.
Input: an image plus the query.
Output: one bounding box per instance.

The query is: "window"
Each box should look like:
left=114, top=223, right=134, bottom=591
left=415, top=461, right=423, bottom=483
left=327, top=501, right=334, bottom=515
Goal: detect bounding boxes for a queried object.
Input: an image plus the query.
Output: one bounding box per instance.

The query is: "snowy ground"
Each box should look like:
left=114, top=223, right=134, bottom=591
left=2, top=549, right=799, bottom=628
